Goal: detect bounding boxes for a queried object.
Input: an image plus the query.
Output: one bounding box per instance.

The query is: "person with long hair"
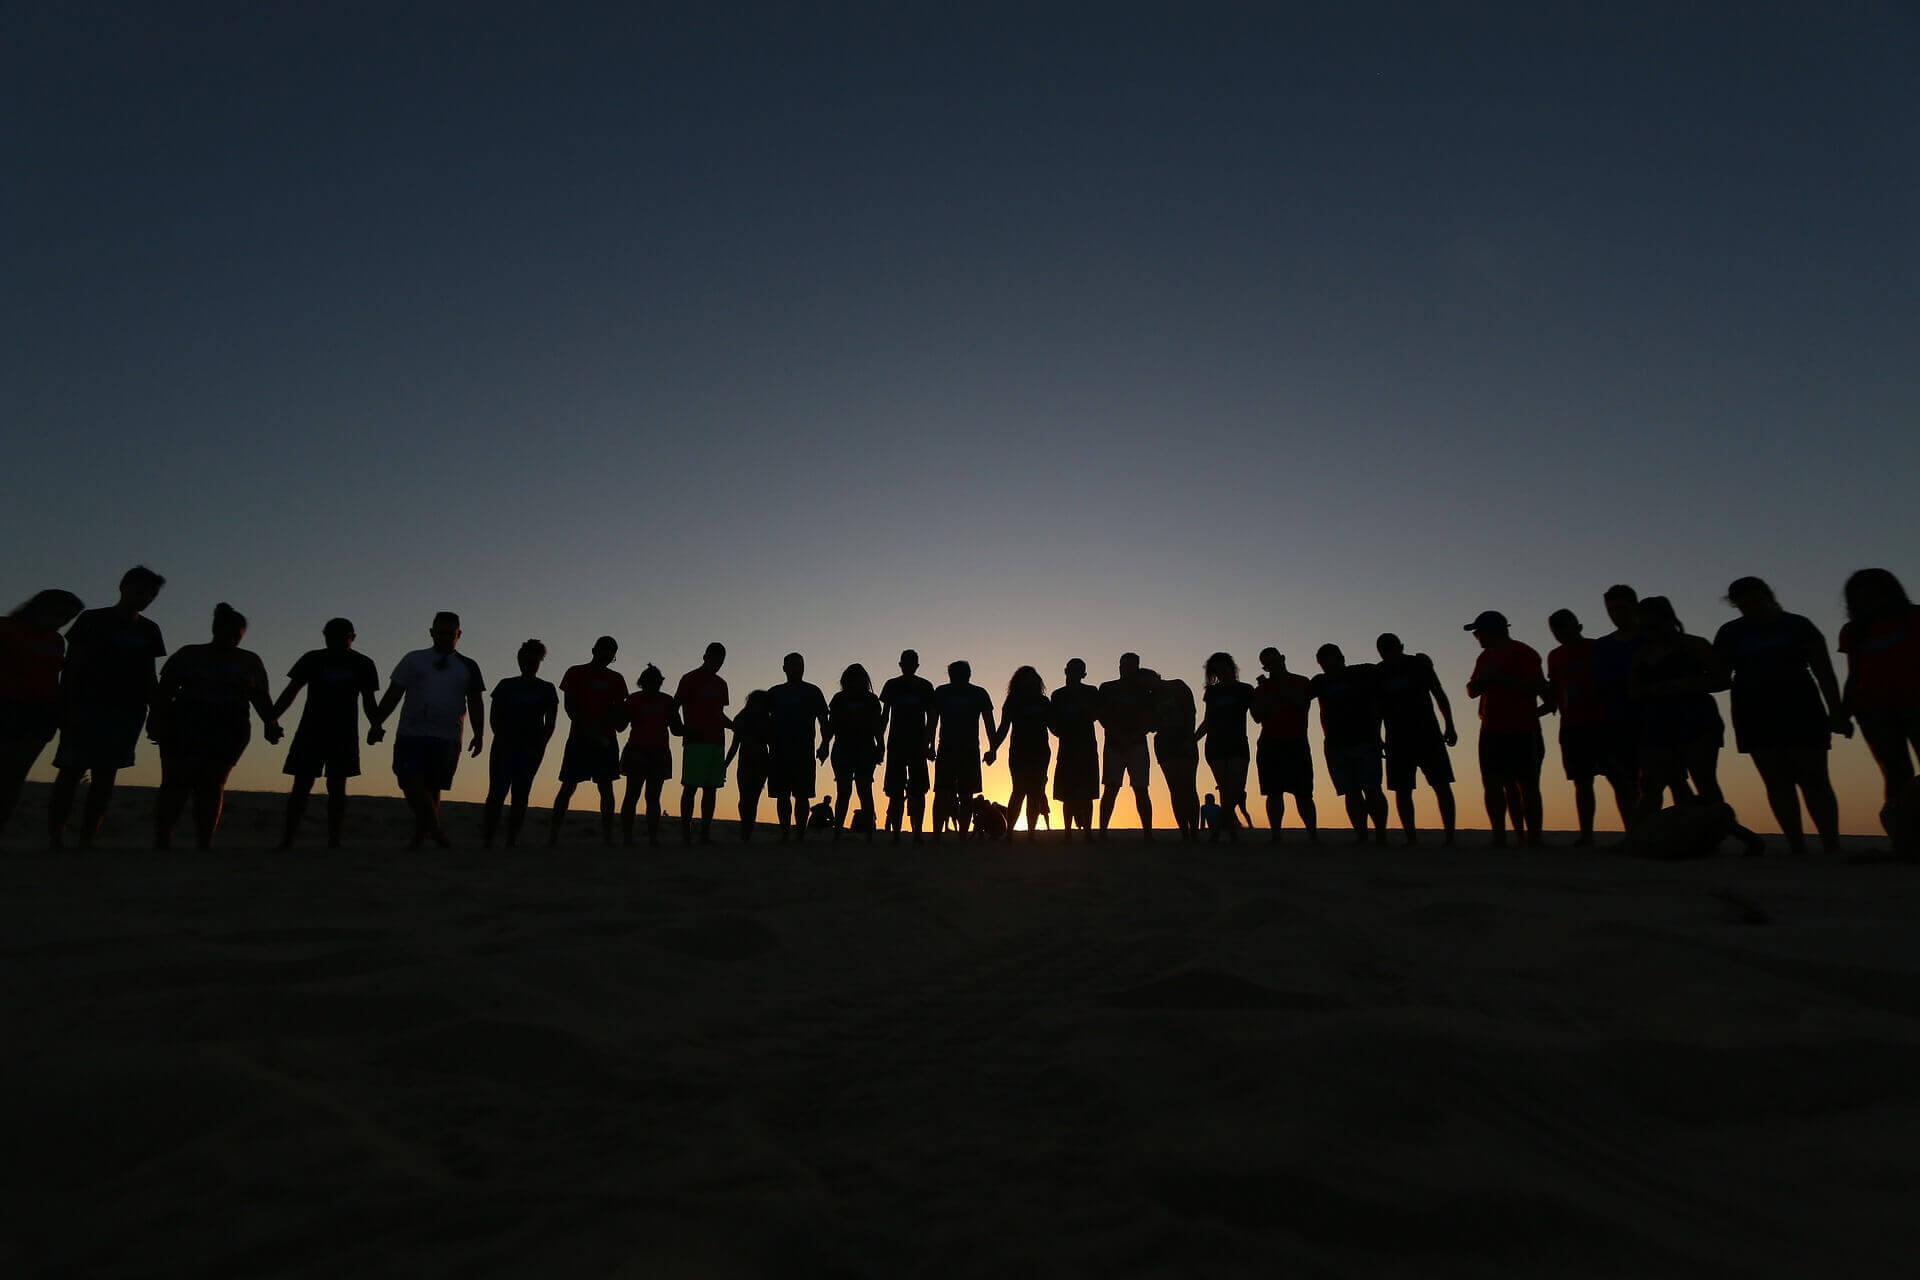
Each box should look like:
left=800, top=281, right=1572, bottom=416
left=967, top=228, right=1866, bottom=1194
left=1713, top=577, right=1848, bottom=857
left=618, top=664, right=680, bottom=846
left=1149, top=668, right=1202, bottom=839
left=1194, top=651, right=1255, bottom=842
left=0, top=588, right=85, bottom=834
left=987, top=664, right=1052, bottom=840
left=151, top=603, right=282, bottom=849
left=272, top=617, right=381, bottom=849
left=724, top=688, right=772, bottom=842
left=1630, top=596, right=1764, bottom=855
left=49, top=566, right=166, bottom=849
left=1838, top=568, right=1920, bottom=834
left=483, top=639, right=557, bottom=848
left=823, top=662, right=883, bottom=842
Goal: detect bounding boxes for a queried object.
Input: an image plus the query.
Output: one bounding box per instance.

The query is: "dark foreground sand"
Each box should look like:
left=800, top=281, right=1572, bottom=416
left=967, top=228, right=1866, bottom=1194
left=4, top=786, right=1920, bottom=1278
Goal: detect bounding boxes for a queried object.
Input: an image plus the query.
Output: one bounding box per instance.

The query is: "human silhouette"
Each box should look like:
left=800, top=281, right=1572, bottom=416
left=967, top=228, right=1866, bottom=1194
left=808, top=794, right=837, bottom=835
left=369, top=611, right=485, bottom=850
left=1252, top=648, right=1317, bottom=844
left=766, top=653, right=829, bottom=842
left=1310, top=644, right=1388, bottom=843
left=1838, top=568, right=1920, bottom=838
left=1714, top=577, right=1849, bottom=858
left=1463, top=611, right=1549, bottom=848
left=549, top=636, right=628, bottom=847
left=1543, top=610, right=1607, bottom=846
left=674, top=642, right=731, bottom=845
left=1097, top=653, right=1157, bottom=837
left=1194, top=652, right=1255, bottom=843
left=724, top=688, right=771, bottom=841
left=1050, top=658, right=1100, bottom=838
left=618, top=663, right=680, bottom=847
left=1589, top=584, right=1647, bottom=830
left=483, top=640, right=557, bottom=848
left=1374, top=634, right=1459, bottom=846
left=1199, top=793, right=1221, bottom=831
left=271, top=618, right=381, bottom=850
left=986, top=664, right=1052, bottom=840
left=151, top=604, right=282, bottom=849
left=48, top=566, right=166, bottom=849
left=1147, top=669, right=1202, bottom=840
left=928, top=659, right=997, bottom=841
left=0, top=589, right=85, bottom=835
left=1629, top=596, right=1763, bottom=855
left=822, top=663, right=883, bottom=843
left=878, top=650, right=935, bottom=842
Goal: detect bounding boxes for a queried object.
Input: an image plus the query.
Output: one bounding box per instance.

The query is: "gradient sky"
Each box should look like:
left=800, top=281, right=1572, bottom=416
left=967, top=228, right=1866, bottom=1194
left=6, top=2, right=1915, bottom=831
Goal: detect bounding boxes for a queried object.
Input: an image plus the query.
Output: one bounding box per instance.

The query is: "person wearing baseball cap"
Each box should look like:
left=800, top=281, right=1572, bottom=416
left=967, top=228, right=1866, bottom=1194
left=1464, top=610, right=1550, bottom=848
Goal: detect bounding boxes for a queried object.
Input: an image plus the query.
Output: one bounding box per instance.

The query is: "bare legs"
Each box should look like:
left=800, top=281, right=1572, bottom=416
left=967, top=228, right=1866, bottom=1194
left=1570, top=776, right=1597, bottom=845
left=49, top=765, right=118, bottom=849
left=549, top=779, right=615, bottom=846
left=154, top=760, right=235, bottom=850
left=884, top=789, right=926, bottom=843
left=0, top=739, right=43, bottom=835
left=1752, top=749, right=1841, bottom=857
left=681, top=785, right=717, bottom=844
left=281, top=773, right=351, bottom=848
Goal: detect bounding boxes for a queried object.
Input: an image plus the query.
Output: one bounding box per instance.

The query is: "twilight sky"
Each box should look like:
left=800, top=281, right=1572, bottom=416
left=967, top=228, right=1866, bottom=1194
left=6, top=2, right=1915, bottom=830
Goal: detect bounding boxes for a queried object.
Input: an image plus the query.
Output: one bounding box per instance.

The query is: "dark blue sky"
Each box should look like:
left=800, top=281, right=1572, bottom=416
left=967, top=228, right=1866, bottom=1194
left=6, top=2, right=1914, bottom=822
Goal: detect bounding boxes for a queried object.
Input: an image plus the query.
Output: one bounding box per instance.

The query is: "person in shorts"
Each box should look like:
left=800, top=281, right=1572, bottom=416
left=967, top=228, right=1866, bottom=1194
left=272, top=617, right=381, bottom=849
left=725, top=688, right=772, bottom=841
left=1463, top=610, right=1549, bottom=848
left=618, top=663, right=679, bottom=846
left=1196, top=652, right=1256, bottom=842
left=766, top=652, right=830, bottom=841
left=549, top=636, right=628, bottom=847
left=988, top=664, right=1055, bottom=841
left=823, top=663, right=883, bottom=842
left=151, top=603, right=282, bottom=849
left=371, top=611, right=486, bottom=849
left=0, top=588, right=84, bottom=836
left=1148, top=670, right=1201, bottom=839
left=674, top=642, right=731, bottom=845
left=1252, top=647, right=1317, bottom=843
left=928, top=659, right=996, bottom=840
left=1310, top=644, right=1387, bottom=843
left=1050, top=658, right=1101, bottom=838
left=1097, top=652, right=1157, bottom=837
left=1589, top=584, right=1646, bottom=830
left=1544, top=609, right=1607, bottom=845
left=49, top=565, right=166, bottom=849
left=878, top=650, right=935, bottom=842
left=484, top=639, right=557, bottom=847
left=1374, top=633, right=1459, bottom=846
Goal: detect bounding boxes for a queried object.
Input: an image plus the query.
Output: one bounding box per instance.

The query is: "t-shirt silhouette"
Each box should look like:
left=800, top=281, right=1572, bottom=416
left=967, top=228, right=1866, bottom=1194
left=490, top=675, right=557, bottom=742
left=1470, top=641, right=1545, bottom=735
left=1253, top=673, right=1311, bottom=741
left=1097, top=676, right=1153, bottom=751
left=286, top=648, right=380, bottom=742
left=674, top=668, right=730, bottom=745
left=390, top=648, right=486, bottom=742
left=623, top=689, right=676, bottom=752
left=63, top=607, right=166, bottom=707
left=0, top=617, right=66, bottom=704
left=932, top=683, right=993, bottom=751
left=1838, top=605, right=1920, bottom=715
left=828, top=689, right=883, bottom=745
left=1311, top=664, right=1381, bottom=746
left=1201, top=679, right=1256, bottom=752
left=767, top=681, right=829, bottom=754
left=560, top=664, right=629, bottom=735
left=1547, top=639, right=1603, bottom=728
left=880, top=674, right=936, bottom=747
left=1375, top=655, right=1442, bottom=743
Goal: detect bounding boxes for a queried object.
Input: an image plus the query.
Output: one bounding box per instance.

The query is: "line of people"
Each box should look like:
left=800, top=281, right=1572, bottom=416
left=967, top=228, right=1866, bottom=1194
left=1, top=566, right=1916, bottom=855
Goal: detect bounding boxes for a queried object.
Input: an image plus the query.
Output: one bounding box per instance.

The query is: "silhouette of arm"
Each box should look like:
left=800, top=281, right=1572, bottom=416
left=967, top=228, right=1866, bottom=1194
left=270, top=666, right=305, bottom=721
left=1799, top=624, right=1850, bottom=732
left=980, top=700, right=1000, bottom=764
left=1193, top=704, right=1210, bottom=745
left=467, top=688, right=486, bottom=757
left=925, top=699, right=941, bottom=759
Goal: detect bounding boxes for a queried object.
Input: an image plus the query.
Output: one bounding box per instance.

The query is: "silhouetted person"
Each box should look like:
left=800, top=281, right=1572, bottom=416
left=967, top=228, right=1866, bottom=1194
left=619, top=664, right=680, bottom=847
left=151, top=603, right=282, bottom=849
left=1149, top=669, right=1202, bottom=839
left=878, top=650, right=935, bottom=842
left=1630, top=596, right=1763, bottom=855
left=1199, top=793, right=1221, bottom=831
left=1374, top=634, right=1459, bottom=846
left=1050, top=658, right=1100, bottom=838
left=1589, top=584, right=1646, bottom=829
left=483, top=640, right=557, bottom=848
left=272, top=617, right=381, bottom=849
left=0, top=594, right=85, bottom=840
left=674, top=642, right=731, bottom=845
left=1715, top=577, right=1848, bottom=858
left=1839, top=568, right=1920, bottom=838
left=370, top=611, right=485, bottom=849
left=1543, top=609, right=1606, bottom=845
left=987, top=664, right=1052, bottom=840
left=724, top=689, right=772, bottom=841
left=1311, top=644, right=1388, bottom=843
left=928, top=659, right=997, bottom=841
left=550, top=636, right=628, bottom=847
left=1097, top=653, right=1157, bottom=837
left=767, top=653, right=829, bottom=842
left=1463, top=611, right=1549, bottom=848
left=1195, top=651, right=1255, bottom=843
left=48, top=565, right=166, bottom=849
left=0, top=589, right=85, bottom=835
left=823, top=663, right=883, bottom=843
left=1251, top=648, right=1317, bottom=844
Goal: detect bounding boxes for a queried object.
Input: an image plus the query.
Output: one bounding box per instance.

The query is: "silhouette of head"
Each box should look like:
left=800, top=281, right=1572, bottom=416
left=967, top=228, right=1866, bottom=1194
left=1844, top=568, right=1911, bottom=625
left=900, top=649, right=919, bottom=675
left=949, top=659, right=971, bottom=684
left=1548, top=609, right=1582, bottom=645
left=1203, top=652, right=1237, bottom=685
left=118, top=565, right=164, bottom=612
left=743, top=688, right=770, bottom=716
left=592, top=635, right=618, bottom=663
left=517, top=639, right=546, bottom=675
left=841, top=662, right=871, bottom=694
left=11, top=589, right=84, bottom=632
left=1463, top=610, right=1509, bottom=648
left=783, top=652, right=804, bottom=681
left=1375, top=633, right=1404, bottom=661
left=430, top=612, right=461, bottom=652
left=1603, top=584, right=1640, bottom=632
left=1725, top=576, right=1775, bottom=617
left=1008, top=665, right=1045, bottom=700
left=1119, top=652, right=1140, bottom=679
left=1065, top=657, right=1087, bottom=683
left=211, top=602, right=246, bottom=646
left=322, top=617, right=355, bottom=649
left=703, top=642, right=726, bottom=671
left=1258, top=646, right=1282, bottom=674
left=639, top=663, right=664, bottom=691
left=1204, top=793, right=1216, bottom=805
left=1315, top=644, right=1344, bottom=673
left=1638, top=596, right=1682, bottom=636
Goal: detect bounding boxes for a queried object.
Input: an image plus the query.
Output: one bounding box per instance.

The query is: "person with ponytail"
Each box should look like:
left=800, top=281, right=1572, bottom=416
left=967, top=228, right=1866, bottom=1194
left=152, top=603, right=281, bottom=849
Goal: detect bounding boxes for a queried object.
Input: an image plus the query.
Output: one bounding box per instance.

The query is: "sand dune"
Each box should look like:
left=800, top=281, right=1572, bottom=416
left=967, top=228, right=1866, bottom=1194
left=4, top=785, right=1919, bottom=1276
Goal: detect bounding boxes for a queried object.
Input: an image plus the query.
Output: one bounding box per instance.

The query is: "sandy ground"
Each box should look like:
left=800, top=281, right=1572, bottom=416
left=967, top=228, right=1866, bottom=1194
left=5, top=785, right=1920, bottom=1278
